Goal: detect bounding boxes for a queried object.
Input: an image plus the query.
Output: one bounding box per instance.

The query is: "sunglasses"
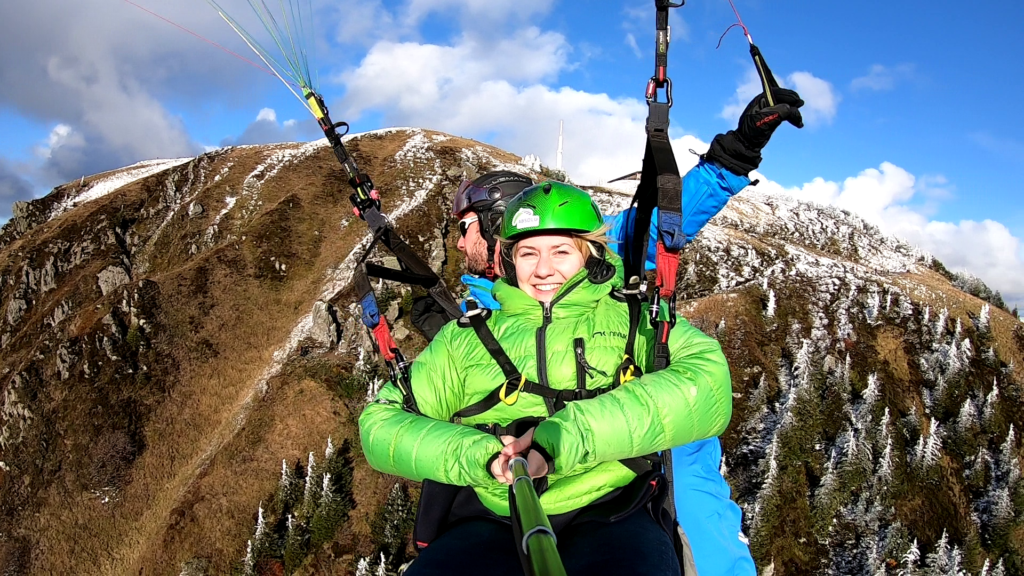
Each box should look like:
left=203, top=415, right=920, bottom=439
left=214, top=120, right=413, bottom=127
left=458, top=214, right=479, bottom=237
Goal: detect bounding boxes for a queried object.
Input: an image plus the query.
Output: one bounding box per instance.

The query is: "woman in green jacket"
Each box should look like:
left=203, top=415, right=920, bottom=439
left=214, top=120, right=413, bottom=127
left=359, top=182, right=733, bottom=576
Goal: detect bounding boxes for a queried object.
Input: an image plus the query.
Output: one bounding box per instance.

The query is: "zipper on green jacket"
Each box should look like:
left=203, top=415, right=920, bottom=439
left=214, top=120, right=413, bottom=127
left=534, top=278, right=586, bottom=414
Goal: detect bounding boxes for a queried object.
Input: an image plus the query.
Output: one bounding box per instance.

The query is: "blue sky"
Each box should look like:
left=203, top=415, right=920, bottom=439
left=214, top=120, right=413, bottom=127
left=1, top=0, right=1023, bottom=307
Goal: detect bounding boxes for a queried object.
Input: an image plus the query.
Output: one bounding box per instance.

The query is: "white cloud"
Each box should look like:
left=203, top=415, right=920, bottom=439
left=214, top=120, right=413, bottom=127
left=36, top=124, right=84, bottom=159
left=625, top=33, right=642, bottom=58
left=787, top=72, right=839, bottom=126
left=851, top=63, right=915, bottom=91
left=720, top=68, right=839, bottom=127
left=256, top=108, right=277, bottom=122
left=754, top=162, right=1024, bottom=304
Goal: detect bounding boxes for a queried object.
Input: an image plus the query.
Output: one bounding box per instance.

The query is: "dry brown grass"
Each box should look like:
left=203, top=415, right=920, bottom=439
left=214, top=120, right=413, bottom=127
left=8, top=134, right=437, bottom=575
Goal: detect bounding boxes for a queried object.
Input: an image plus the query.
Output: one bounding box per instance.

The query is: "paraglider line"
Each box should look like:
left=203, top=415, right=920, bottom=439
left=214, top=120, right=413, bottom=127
left=120, top=0, right=281, bottom=80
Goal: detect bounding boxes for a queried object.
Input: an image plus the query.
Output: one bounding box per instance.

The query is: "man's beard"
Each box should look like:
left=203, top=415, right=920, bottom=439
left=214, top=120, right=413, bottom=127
left=464, top=242, right=491, bottom=277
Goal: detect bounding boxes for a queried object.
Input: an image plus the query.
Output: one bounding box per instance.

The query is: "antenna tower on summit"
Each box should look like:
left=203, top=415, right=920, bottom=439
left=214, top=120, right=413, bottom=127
left=556, top=120, right=564, bottom=171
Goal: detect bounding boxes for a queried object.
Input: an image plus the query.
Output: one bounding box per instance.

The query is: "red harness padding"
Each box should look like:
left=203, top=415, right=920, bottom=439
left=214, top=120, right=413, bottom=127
left=655, top=241, right=680, bottom=299
left=372, top=321, right=399, bottom=361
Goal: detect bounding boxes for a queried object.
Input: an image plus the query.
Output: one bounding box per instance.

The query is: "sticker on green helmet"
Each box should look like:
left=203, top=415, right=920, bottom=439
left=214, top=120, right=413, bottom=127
left=510, top=207, right=540, bottom=229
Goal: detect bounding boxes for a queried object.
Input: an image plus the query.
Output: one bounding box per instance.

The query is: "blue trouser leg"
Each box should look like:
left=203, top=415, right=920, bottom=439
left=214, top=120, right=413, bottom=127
left=405, top=510, right=679, bottom=576
left=560, top=508, right=680, bottom=576
left=672, top=438, right=757, bottom=575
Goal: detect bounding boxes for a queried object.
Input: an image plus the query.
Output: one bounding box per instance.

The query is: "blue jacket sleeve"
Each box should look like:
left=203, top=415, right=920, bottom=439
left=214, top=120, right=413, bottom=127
left=604, top=159, right=750, bottom=270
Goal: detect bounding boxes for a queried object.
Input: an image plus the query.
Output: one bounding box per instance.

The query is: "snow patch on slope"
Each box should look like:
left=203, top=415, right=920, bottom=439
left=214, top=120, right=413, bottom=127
left=49, top=158, right=191, bottom=221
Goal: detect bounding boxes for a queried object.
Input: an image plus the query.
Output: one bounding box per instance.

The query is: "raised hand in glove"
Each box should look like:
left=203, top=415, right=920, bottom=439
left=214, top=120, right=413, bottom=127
left=705, top=87, right=804, bottom=176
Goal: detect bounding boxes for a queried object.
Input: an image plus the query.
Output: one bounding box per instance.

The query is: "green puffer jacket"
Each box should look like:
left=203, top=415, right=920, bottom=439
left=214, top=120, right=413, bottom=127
left=359, top=256, right=732, bottom=517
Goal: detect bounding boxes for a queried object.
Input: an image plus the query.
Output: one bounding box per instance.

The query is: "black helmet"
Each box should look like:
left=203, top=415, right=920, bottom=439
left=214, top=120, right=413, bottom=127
left=452, top=171, right=534, bottom=217
left=453, top=171, right=533, bottom=279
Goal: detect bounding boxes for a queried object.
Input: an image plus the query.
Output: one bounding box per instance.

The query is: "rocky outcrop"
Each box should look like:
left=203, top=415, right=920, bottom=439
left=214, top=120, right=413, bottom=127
left=97, top=265, right=132, bottom=296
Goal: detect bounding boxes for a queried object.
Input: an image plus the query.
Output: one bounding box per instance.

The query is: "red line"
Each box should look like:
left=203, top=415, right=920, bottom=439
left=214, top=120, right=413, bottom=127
left=715, top=0, right=751, bottom=49
left=121, top=0, right=280, bottom=80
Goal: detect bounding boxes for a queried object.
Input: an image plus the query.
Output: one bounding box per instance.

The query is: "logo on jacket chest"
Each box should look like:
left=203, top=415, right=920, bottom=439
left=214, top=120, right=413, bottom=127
left=592, top=331, right=628, bottom=340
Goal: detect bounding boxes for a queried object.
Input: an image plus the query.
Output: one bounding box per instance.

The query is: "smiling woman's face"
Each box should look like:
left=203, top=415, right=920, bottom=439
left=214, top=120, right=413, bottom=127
left=513, top=234, right=586, bottom=303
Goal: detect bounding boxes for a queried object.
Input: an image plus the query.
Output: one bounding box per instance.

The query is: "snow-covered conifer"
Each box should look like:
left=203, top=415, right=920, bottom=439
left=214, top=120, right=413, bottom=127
left=377, top=552, right=387, bottom=576
left=279, top=459, right=291, bottom=492
left=935, top=308, right=949, bottom=339
left=991, top=487, right=1014, bottom=525
left=922, top=306, right=931, bottom=327
left=320, top=473, right=332, bottom=507
left=766, top=289, right=776, bottom=318
left=979, top=303, right=991, bottom=332
left=859, top=373, right=880, bottom=427
left=254, top=504, right=266, bottom=543
left=979, top=558, right=991, bottom=576
left=924, top=530, right=950, bottom=574
left=815, top=456, right=838, bottom=507
left=878, top=437, right=894, bottom=487
left=303, top=451, right=319, bottom=514
left=948, top=545, right=967, bottom=576
left=991, top=558, right=1006, bottom=576
left=959, top=337, right=972, bottom=367
left=354, top=558, right=370, bottom=576
left=325, top=435, right=335, bottom=460
left=956, top=398, right=979, bottom=436
left=898, top=539, right=920, bottom=576
left=998, top=424, right=1020, bottom=487
left=794, top=339, right=812, bottom=388
left=982, top=381, right=1000, bottom=426
left=954, top=317, right=962, bottom=340
left=242, top=540, right=255, bottom=576
left=923, top=420, right=943, bottom=468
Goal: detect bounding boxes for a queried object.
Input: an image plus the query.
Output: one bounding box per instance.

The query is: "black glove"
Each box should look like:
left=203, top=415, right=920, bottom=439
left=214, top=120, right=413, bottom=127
left=410, top=295, right=451, bottom=342
left=705, top=88, right=804, bottom=175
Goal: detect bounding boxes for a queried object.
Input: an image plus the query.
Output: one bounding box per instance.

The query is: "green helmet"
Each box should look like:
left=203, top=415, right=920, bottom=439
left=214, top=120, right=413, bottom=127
left=498, top=181, right=614, bottom=289
left=499, top=181, right=604, bottom=241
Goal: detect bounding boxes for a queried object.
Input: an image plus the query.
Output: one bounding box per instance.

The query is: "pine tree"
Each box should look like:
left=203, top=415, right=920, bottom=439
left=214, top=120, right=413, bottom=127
left=979, top=303, right=991, bottom=333
left=283, top=513, right=308, bottom=574
left=766, top=289, right=776, bottom=318
left=794, top=339, right=813, bottom=388
left=354, top=558, right=370, bottom=576
left=935, top=308, right=949, bottom=339
left=859, top=373, right=881, bottom=429
left=979, top=558, right=991, bottom=576
left=956, top=398, right=979, bottom=437
left=898, top=539, right=920, bottom=576
left=371, top=482, right=416, bottom=569
left=997, top=424, right=1019, bottom=488
left=923, top=420, right=943, bottom=468
left=991, top=558, right=1007, bottom=576
left=302, top=451, right=320, bottom=519
left=948, top=545, right=967, bottom=576
left=924, top=530, right=951, bottom=575
left=242, top=540, right=255, bottom=576
left=982, top=381, right=1000, bottom=428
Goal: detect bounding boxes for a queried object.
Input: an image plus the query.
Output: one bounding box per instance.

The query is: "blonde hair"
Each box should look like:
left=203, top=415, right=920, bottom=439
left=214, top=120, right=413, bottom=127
left=572, top=226, right=613, bottom=258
